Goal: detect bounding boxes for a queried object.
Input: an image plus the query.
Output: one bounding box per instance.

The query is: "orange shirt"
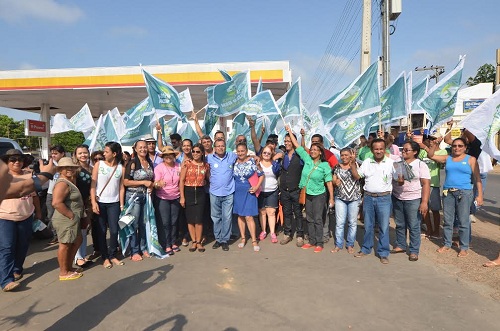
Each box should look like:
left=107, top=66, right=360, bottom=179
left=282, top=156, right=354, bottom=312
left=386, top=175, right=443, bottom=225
left=183, top=161, right=209, bottom=187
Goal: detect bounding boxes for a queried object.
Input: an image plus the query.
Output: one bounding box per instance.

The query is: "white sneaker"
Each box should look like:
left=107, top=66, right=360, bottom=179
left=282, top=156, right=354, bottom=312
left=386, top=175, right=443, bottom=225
left=470, top=214, right=479, bottom=223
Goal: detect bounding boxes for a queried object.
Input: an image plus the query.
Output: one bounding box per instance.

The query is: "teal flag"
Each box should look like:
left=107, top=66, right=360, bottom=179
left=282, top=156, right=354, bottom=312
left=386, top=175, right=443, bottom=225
left=319, top=62, right=381, bottom=125
left=366, top=71, right=408, bottom=132
left=256, top=77, right=263, bottom=94
left=121, top=113, right=154, bottom=145
left=122, top=97, right=155, bottom=130
left=418, top=56, right=465, bottom=132
left=159, top=116, right=179, bottom=145
left=277, top=78, right=302, bottom=121
left=142, top=69, right=186, bottom=121
left=86, top=114, right=117, bottom=153
left=227, top=121, right=254, bottom=152
left=179, top=120, right=199, bottom=143
left=219, top=69, right=232, bottom=82
left=103, top=111, right=120, bottom=142
left=212, top=71, right=251, bottom=116
left=144, top=194, right=168, bottom=258
left=238, top=90, right=280, bottom=119
left=331, top=113, right=377, bottom=149
left=410, top=74, right=429, bottom=114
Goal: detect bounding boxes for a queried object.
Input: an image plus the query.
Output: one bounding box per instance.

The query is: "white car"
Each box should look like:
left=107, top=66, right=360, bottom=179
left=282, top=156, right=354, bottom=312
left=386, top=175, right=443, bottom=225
left=0, top=137, right=23, bottom=157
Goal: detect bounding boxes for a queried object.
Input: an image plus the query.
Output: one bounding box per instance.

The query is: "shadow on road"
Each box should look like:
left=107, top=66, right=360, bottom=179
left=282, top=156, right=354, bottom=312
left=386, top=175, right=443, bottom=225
left=45, top=265, right=173, bottom=331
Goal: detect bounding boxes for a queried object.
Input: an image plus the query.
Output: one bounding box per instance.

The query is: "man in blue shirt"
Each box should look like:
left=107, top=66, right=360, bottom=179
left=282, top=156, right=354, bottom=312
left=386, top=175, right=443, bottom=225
left=206, top=139, right=237, bottom=251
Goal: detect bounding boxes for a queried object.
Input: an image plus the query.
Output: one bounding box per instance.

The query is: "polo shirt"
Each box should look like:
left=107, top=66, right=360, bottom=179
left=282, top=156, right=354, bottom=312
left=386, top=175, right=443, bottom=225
left=358, top=156, right=395, bottom=193
left=420, top=149, right=448, bottom=187
left=206, top=151, right=237, bottom=196
left=296, top=146, right=332, bottom=196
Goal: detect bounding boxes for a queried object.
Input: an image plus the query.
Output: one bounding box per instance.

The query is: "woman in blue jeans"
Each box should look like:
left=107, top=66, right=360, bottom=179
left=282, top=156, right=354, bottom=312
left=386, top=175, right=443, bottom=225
left=153, top=146, right=181, bottom=255
left=123, top=140, right=154, bottom=261
left=0, top=150, right=41, bottom=291
left=390, top=141, right=430, bottom=262
left=428, top=137, right=483, bottom=257
left=91, top=142, right=125, bottom=269
left=331, top=148, right=361, bottom=254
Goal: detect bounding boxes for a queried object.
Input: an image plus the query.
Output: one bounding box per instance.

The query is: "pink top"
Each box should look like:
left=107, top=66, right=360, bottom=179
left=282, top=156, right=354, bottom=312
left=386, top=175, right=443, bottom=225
left=0, top=193, right=35, bottom=221
left=392, top=159, right=430, bottom=200
left=154, top=162, right=181, bottom=200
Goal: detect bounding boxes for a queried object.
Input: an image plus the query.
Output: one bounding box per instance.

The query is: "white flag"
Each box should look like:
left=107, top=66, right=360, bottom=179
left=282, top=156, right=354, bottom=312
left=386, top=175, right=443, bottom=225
left=109, top=107, right=126, bottom=139
left=179, top=88, right=194, bottom=113
left=50, top=113, right=74, bottom=134
left=70, top=103, right=95, bottom=133
left=460, top=89, right=500, bottom=159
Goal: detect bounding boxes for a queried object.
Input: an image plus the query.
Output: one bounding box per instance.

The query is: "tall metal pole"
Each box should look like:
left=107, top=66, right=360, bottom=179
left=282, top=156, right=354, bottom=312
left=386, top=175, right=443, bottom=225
left=381, top=0, right=390, bottom=90
left=360, top=0, right=372, bottom=73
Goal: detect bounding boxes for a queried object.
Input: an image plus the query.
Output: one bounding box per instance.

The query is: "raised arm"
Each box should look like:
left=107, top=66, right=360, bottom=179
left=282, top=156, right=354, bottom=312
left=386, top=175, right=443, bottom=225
left=443, top=120, right=454, bottom=145
left=285, top=125, right=299, bottom=149
left=156, top=122, right=165, bottom=150
left=191, top=108, right=205, bottom=139
left=248, top=116, right=262, bottom=155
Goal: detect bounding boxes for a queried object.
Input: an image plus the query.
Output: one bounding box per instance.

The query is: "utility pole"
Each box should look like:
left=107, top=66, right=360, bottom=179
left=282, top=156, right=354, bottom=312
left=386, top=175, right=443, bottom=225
left=415, top=65, right=445, bottom=84
left=360, top=0, right=371, bottom=73
left=381, top=0, right=390, bottom=89
left=495, top=48, right=500, bottom=92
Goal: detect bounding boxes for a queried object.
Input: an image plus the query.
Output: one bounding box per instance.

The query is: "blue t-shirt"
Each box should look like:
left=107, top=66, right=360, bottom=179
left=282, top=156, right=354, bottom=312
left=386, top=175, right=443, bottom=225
left=206, top=151, right=238, bottom=196
left=443, top=155, right=473, bottom=190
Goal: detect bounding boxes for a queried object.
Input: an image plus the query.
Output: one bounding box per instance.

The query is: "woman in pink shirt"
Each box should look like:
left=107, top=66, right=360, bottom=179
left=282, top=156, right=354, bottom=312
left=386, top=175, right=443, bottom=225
left=391, top=141, right=430, bottom=262
left=153, top=146, right=181, bottom=256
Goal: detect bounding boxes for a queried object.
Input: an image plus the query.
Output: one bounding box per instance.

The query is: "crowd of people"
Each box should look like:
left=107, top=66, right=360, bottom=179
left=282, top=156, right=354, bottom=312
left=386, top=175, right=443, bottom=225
left=0, top=116, right=498, bottom=291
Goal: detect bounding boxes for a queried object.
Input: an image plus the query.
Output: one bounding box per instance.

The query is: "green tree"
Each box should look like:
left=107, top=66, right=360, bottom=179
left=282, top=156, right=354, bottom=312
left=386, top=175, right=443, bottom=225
left=0, top=115, right=39, bottom=150
left=51, top=131, right=85, bottom=153
left=466, top=63, right=496, bottom=87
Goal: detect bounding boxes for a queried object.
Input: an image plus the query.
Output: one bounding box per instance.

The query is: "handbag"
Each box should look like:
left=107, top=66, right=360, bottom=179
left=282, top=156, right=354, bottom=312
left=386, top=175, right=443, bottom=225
left=299, top=164, right=319, bottom=205
left=96, top=165, right=118, bottom=201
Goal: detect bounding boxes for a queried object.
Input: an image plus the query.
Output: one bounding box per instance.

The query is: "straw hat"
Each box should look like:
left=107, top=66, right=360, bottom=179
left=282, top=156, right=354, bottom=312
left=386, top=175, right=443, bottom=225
left=142, top=133, right=157, bottom=142
left=56, top=157, right=79, bottom=168
left=159, top=146, right=176, bottom=157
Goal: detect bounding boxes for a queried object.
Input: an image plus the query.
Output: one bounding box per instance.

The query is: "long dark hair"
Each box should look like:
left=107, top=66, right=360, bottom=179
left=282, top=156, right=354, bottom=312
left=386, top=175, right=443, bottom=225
left=192, top=143, right=206, bottom=162
left=310, top=143, right=326, bottom=162
left=105, top=141, right=123, bottom=164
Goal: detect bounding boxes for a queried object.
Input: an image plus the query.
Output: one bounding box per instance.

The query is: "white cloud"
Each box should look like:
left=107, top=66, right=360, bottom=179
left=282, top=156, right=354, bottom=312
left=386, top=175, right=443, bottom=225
left=18, top=62, right=37, bottom=70
left=0, top=0, right=84, bottom=24
left=107, top=26, right=148, bottom=38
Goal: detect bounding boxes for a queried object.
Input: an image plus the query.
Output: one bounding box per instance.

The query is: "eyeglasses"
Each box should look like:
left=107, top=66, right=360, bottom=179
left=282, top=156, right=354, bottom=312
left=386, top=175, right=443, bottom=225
left=402, top=149, right=413, bottom=152
left=452, top=144, right=465, bottom=148
left=192, top=150, right=202, bottom=154
left=8, top=156, right=23, bottom=163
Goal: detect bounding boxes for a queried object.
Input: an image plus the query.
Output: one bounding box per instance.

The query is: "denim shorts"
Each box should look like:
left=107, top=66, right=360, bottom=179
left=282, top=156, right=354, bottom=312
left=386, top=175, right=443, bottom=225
left=258, top=189, right=279, bottom=209
left=429, top=187, right=442, bottom=211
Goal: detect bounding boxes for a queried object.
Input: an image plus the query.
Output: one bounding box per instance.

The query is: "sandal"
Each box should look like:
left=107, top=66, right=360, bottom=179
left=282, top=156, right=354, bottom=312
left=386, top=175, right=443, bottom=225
left=409, top=254, right=419, bottom=262
left=330, top=247, right=341, bottom=253
left=197, top=242, right=205, bottom=253
left=347, top=247, right=355, bottom=254
left=189, top=241, right=198, bottom=252
left=111, top=258, right=125, bottom=266
left=483, top=260, right=500, bottom=267
left=103, top=260, right=113, bottom=269
left=238, top=238, right=246, bottom=249
left=390, top=247, right=406, bottom=254
left=436, top=246, right=451, bottom=253
left=143, top=251, right=152, bottom=258
left=172, top=246, right=181, bottom=253
left=13, top=273, right=23, bottom=281
left=131, top=253, right=143, bottom=261
left=252, top=240, right=260, bottom=252
left=258, top=231, right=267, bottom=241
left=458, top=250, right=468, bottom=258
left=59, top=272, right=83, bottom=281
left=2, top=282, right=20, bottom=292
left=271, top=233, right=278, bottom=243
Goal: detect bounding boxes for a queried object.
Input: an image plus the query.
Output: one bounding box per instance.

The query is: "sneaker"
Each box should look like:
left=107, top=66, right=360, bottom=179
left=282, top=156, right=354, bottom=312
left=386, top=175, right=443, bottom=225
left=296, top=237, right=304, bottom=247
left=313, top=246, right=323, bottom=253
left=302, top=243, right=314, bottom=249
left=280, top=235, right=292, bottom=245
left=47, top=237, right=58, bottom=246
left=259, top=231, right=267, bottom=240
left=271, top=233, right=278, bottom=243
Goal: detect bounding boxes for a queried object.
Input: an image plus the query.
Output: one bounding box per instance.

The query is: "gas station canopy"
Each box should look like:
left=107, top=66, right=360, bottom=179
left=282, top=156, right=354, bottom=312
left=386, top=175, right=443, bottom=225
left=0, top=60, right=291, bottom=118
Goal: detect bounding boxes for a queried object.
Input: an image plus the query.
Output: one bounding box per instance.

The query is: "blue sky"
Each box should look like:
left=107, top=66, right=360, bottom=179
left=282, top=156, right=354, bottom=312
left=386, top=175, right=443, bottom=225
left=0, top=0, right=498, bottom=120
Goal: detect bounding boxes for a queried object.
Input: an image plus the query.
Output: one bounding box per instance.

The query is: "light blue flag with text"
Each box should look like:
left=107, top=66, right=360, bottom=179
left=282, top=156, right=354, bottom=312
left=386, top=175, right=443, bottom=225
left=418, top=56, right=465, bottom=132
left=142, top=69, right=186, bottom=121
left=212, top=71, right=251, bottom=116
left=319, top=62, right=381, bottom=125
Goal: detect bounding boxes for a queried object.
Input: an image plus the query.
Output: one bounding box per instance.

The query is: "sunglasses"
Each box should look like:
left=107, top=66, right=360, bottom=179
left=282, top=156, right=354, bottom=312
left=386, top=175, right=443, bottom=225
left=192, top=150, right=202, bottom=154
left=452, top=144, right=465, bottom=148
left=8, top=156, right=23, bottom=163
